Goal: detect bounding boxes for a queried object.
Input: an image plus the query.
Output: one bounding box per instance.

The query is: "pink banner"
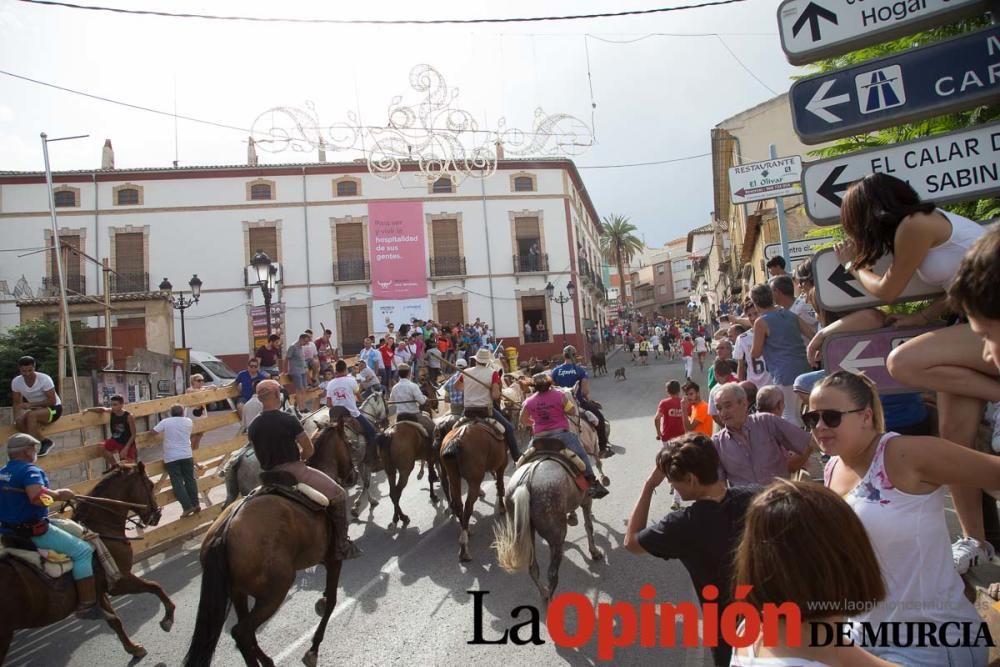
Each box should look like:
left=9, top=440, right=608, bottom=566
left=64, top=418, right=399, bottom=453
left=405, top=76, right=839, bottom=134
left=368, top=201, right=427, bottom=299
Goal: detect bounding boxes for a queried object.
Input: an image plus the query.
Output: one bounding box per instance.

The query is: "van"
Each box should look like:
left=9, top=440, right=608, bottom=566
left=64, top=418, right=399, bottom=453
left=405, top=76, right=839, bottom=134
left=189, top=350, right=239, bottom=410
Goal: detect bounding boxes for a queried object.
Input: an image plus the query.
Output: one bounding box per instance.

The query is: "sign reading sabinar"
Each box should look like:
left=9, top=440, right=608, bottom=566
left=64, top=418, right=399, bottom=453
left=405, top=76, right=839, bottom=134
left=729, top=156, right=802, bottom=205
left=803, top=122, right=1000, bottom=225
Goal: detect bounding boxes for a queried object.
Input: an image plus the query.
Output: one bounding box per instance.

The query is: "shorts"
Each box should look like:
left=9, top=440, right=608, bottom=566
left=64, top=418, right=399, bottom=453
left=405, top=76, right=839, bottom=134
left=289, top=372, right=307, bottom=390
left=47, top=404, right=63, bottom=424
left=102, top=438, right=137, bottom=461
left=639, top=351, right=648, bottom=357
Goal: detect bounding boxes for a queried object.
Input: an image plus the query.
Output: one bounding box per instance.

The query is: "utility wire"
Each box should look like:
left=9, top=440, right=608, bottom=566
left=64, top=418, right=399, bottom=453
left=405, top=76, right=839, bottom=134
left=19, top=0, right=752, bottom=25
left=715, top=35, right=778, bottom=95
left=577, top=153, right=710, bottom=169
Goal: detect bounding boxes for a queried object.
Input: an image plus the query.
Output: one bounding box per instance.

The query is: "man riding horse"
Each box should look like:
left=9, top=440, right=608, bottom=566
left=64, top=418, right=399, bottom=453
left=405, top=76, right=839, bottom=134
left=388, top=363, right=435, bottom=450
left=519, top=373, right=609, bottom=499
left=455, top=349, right=520, bottom=462
left=0, top=433, right=103, bottom=619
left=247, top=380, right=360, bottom=560
left=325, top=360, right=378, bottom=464
left=551, top=345, right=614, bottom=458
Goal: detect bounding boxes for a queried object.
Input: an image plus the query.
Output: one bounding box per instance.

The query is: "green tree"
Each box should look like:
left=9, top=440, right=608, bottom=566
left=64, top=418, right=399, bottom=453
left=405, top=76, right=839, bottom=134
left=807, top=16, right=1000, bottom=220
left=0, top=319, right=96, bottom=406
left=599, top=215, right=643, bottom=299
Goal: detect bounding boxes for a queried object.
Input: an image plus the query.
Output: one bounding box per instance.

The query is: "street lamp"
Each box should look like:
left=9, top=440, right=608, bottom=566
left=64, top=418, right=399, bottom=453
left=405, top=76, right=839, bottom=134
left=546, top=280, right=575, bottom=345
left=159, top=274, right=203, bottom=349
left=250, top=250, right=278, bottom=336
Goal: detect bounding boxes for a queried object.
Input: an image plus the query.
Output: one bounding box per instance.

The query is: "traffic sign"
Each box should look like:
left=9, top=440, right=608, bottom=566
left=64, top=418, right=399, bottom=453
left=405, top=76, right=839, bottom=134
left=812, top=248, right=942, bottom=312
left=822, top=325, right=943, bottom=393
left=764, top=236, right=834, bottom=261
left=777, top=0, right=990, bottom=66
left=729, top=156, right=802, bottom=205
left=790, top=26, right=1000, bottom=144
left=802, top=122, right=1000, bottom=225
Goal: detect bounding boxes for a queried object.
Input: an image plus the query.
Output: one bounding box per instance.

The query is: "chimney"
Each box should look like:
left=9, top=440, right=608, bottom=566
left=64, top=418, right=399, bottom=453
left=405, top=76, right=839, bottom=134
left=247, top=137, right=258, bottom=166
left=494, top=139, right=505, bottom=160
left=101, top=139, right=114, bottom=169
left=318, top=138, right=327, bottom=163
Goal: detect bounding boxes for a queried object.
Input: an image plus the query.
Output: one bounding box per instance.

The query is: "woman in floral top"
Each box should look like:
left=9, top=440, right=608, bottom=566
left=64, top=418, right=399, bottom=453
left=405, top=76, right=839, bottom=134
left=811, top=370, right=1000, bottom=667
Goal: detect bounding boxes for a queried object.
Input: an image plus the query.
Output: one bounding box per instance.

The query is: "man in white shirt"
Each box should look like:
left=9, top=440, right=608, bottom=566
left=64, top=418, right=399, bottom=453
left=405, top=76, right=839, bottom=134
left=11, top=356, right=62, bottom=456
left=694, top=335, right=708, bottom=372
left=326, top=359, right=377, bottom=462
left=459, top=348, right=520, bottom=460
left=389, top=364, right=426, bottom=417
left=153, top=404, right=199, bottom=516
left=734, top=304, right=772, bottom=390
left=302, top=329, right=319, bottom=387
left=353, top=361, right=382, bottom=397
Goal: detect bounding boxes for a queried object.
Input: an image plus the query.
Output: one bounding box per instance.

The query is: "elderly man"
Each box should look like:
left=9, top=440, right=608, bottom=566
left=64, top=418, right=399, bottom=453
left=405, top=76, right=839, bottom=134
left=755, top=385, right=784, bottom=417
left=711, top=383, right=812, bottom=486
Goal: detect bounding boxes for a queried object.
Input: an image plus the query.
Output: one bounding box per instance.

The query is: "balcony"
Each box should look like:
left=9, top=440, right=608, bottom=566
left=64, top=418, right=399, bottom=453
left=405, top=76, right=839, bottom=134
left=513, top=253, right=549, bottom=273
left=41, top=275, right=85, bottom=295
left=430, top=256, right=466, bottom=278
left=333, top=259, right=370, bottom=283
left=109, top=271, right=149, bottom=294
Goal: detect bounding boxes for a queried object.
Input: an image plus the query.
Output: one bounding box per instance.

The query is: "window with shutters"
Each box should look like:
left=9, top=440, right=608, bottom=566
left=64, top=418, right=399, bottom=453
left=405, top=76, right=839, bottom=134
left=511, top=174, right=536, bottom=192
left=112, top=232, right=147, bottom=293
left=47, top=234, right=84, bottom=293
left=246, top=178, right=275, bottom=201
left=512, top=215, right=547, bottom=272
left=53, top=187, right=79, bottom=208
left=113, top=183, right=143, bottom=206
left=333, top=177, right=361, bottom=197
left=520, top=295, right=548, bottom=343
left=338, top=304, right=370, bottom=355
left=430, top=218, right=464, bottom=276
left=436, top=299, right=464, bottom=325
left=334, top=222, right=368, bottom=282
left=430, top=176, right=453, bottom=194
left=248, top=226, right=279, bottom=264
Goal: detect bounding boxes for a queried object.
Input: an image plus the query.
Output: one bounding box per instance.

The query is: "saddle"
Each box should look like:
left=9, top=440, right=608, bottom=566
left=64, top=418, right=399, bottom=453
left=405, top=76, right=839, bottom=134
left=0, top=518, right=113, bottom=581
left=518, top=437, right=587, bottom=476
left=255, top=470, right=329, bottom=511
left=391, top=413, right=430, bottom=440
left=440, top=421, right=505, bottom=459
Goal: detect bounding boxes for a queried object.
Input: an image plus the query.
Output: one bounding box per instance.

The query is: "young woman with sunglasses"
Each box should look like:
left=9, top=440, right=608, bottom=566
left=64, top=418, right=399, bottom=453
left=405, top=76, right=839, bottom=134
left=809, top=370, right=998, bottom=666
left=834, top=173, right=996, bottom=573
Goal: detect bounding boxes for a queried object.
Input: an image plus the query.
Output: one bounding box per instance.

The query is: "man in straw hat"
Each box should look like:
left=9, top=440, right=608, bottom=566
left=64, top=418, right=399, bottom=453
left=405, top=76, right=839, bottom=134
left=457, top=347, right=520, bottom=462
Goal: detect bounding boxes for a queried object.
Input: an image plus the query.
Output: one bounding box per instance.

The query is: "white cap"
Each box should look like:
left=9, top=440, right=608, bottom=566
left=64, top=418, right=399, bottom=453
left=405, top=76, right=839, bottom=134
left=455, top=359, right=468, bottom=369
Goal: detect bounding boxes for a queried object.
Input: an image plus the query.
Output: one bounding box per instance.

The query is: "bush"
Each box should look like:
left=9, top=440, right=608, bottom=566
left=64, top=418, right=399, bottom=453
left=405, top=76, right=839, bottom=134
left=0, top=320, right=96, bottom=406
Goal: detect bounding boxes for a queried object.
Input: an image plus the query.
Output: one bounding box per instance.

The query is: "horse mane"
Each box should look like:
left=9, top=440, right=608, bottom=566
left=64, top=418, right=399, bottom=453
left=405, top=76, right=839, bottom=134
left=88, top=464, right=135, bottom=496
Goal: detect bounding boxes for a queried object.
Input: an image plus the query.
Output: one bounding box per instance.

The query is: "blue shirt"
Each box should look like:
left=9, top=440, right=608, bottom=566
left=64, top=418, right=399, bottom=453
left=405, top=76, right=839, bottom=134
left=234, top=370, right=265, bottom=402
left=359, top=348, right=380, bottom=371
left=551, top=363, right=588, bottom=399
left=443, top=372, right=464, bottom=407
left=0, top=459, right=49, bottom=532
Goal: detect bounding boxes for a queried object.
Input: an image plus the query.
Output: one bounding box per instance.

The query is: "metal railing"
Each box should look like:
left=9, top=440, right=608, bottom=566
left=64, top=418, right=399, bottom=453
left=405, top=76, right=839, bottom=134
left=513, top=253, right=549, bottom=273
left=430, top=256, right=466, bottom=277
left=333, top=259, right=369, bottom=282
left=109, top=271, right=149, bottom=294
left=42, top=275, right=85, bottom=295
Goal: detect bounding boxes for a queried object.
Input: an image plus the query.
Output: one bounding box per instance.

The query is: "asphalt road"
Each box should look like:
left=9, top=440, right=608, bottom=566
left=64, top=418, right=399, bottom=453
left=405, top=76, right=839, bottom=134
left=8, top=350, right=715, bottom=667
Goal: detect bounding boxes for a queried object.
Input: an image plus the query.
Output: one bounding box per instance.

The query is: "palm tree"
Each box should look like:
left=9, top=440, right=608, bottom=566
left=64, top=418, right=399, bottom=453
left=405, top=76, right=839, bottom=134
left=599, top=214, right=643, bottom=304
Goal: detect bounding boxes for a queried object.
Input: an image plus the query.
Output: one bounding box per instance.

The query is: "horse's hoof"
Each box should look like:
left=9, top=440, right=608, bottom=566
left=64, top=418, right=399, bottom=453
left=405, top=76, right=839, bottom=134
left=567, top=512, right=579, bottom=526
left=591, top=549, right=605, bottom=561
left=370, top=498, right=380, bottom=507
left=160, top=617, right=174, bottom=632
left=429, top=494, right=439, bottom=503
left=350, top=507, right=360, bottom=518
left=302, top=650, right=318, bottom=667
left=401, top=515, right=410, bottom=527
left=601, top=476, right=610, bottom=486
left=127, top=644, right=147, bottom=658
left=315, top=598, right=326, bottom=616
left=460, top=552, right=472, bottom=563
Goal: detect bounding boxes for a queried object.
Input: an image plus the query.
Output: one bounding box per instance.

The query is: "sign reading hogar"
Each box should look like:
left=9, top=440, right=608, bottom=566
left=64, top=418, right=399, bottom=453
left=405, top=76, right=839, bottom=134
left=368, top=201, right=428, bottom=299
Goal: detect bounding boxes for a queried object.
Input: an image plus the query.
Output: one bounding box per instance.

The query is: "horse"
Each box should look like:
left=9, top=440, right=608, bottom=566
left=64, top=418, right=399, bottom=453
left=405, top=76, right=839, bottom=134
left=439, top=420, right=509, bottom=562
left=0, top=463, right=168, bottom=663
left=376, top=412, right=438, bottom=526
left=494, top=453, right=604, bottom=605
left=183, top=422, right=354, bottom=667
left=559, top=385, right=611, bottom=487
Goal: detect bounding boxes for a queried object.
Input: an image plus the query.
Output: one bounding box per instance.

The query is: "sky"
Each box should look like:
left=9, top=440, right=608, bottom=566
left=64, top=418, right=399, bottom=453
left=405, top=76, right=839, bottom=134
left=0, top=0, right=803, bottom=247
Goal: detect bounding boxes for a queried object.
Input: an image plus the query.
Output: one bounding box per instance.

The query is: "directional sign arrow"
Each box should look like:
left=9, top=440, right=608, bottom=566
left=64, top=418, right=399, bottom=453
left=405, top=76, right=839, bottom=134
left=805, top=80, right=850, bottom=124
left=791, top=2, right=838, bottom=42
left=816, top=165, right=850, bottom=207
left=829, top=264, right=864, bottom=299
left=839, top=341, right=886, bottom=373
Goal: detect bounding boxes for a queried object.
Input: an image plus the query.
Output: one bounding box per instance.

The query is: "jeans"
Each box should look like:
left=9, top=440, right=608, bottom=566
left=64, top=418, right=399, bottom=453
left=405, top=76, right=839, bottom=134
left=578, top=398, right=609, bottom=449
left=537, top=430, right=594, bottom=477
left=165, top=457, right=199, bottom=511
left=381, top=367, right=393, bottom=388
left=33, top=522, right=94, bottom=580
left=492, top=408, right=520, bottom=460
left=355, top=412, right=378, bottom=461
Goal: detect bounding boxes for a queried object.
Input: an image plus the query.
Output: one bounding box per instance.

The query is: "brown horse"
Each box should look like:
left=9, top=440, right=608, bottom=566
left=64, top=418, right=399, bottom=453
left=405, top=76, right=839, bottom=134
left=439, top=422, right=508, bottom=562
left=183, top=422, right=354, bottom=667
left=0, top=462, right=167, bottom=663
left=378, top=416, right=438, bottom=526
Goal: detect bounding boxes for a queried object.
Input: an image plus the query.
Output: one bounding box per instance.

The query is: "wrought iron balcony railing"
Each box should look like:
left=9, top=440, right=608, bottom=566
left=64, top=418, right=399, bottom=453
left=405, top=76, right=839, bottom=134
left=333, top=259, right=370, bottom=283
left=430, top=256, right=466, bottom=277
left=513, top=253, right=549, bottom=273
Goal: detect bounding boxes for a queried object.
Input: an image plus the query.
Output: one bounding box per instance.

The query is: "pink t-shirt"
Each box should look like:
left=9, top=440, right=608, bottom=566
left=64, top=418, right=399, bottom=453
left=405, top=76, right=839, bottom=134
left=523, top=389, right=570, bottom=434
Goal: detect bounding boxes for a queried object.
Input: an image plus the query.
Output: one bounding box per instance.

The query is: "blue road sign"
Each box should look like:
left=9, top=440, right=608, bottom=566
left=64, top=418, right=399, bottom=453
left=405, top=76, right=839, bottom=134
left=790, top=26, right=1000, bottom=144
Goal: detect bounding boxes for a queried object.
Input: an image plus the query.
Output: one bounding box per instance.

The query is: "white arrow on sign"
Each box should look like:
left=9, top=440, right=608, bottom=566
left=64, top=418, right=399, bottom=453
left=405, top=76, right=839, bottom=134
left=805, top=80, right=850, bottom=124
left=839, top=341, right=885, bottom=373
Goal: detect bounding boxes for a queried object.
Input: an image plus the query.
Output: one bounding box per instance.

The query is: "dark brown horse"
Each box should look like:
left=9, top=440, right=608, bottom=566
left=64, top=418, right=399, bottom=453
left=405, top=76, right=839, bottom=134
left=378, top=416, right=438, bottom=526
left=0, top=462, right=167, bottom=663
left=439, top=422, right=508, bottom=562
left=183, top=421, right=354, bottom=667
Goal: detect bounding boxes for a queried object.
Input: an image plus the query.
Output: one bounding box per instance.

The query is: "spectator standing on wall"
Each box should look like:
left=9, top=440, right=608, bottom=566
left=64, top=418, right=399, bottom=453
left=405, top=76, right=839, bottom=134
left=749, top=283, right=812, bottom=425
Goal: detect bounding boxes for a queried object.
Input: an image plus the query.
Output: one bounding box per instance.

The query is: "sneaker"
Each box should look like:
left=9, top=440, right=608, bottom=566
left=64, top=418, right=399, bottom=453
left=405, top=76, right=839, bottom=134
left=37, top=439, right=54, bottom=457
left=599, top=448, right=616, bottom=459
left=952, top=536, right=996, bottom=574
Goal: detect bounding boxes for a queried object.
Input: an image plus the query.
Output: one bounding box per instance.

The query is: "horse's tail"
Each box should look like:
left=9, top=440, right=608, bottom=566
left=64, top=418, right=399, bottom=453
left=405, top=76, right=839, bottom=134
left=183, top=512, right=236, bottom=667
left=375, top=431, right=392, bottom=451
left=494, top=484, right=532, bottom=572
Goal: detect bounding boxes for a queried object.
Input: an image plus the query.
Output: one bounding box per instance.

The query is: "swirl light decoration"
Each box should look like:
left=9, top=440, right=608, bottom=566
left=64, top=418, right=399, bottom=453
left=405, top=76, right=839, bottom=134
left=249, top=64, right=594, bottom=181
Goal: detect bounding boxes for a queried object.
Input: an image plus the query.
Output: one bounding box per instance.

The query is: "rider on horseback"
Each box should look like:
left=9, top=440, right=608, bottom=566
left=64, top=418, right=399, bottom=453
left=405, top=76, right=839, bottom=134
left=551, top=346, right=614, bottom=458
left=519, top=374, right=609, bottom=499
left=459, top=349, right=520, bottom=462
left=325, top=360, right=378, bottom=465
left=247, top=380, right=361, bottom=560
left=0, top=433, right=103, bottom=619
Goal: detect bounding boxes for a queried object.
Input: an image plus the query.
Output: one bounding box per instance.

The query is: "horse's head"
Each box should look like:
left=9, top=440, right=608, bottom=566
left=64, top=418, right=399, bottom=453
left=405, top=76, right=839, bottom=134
left=102, top=462, right=162, bottom=527
left=362, top=392, right=389, bottom=428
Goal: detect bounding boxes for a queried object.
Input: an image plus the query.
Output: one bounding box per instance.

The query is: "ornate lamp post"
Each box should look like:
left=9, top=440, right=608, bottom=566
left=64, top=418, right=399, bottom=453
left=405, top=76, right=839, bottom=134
left=159, top=274, right=203, bottom=349
left=545, top=280, right=576, bottom=345
left=250, top=250, right=278, bottom=336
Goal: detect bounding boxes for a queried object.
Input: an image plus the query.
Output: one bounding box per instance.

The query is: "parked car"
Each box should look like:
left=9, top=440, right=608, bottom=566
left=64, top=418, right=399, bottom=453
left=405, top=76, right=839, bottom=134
left=189, top=350, right=238, bottom=410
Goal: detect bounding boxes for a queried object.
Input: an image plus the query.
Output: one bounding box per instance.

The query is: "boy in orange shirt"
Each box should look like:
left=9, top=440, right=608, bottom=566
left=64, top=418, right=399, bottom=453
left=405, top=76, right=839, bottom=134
left=681, top=380, right=713, bottom=437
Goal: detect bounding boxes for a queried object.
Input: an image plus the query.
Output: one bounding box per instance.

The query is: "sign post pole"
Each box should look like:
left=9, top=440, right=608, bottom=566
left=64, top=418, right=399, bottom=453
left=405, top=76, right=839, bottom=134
left=770, top=144, right=792, bottom=265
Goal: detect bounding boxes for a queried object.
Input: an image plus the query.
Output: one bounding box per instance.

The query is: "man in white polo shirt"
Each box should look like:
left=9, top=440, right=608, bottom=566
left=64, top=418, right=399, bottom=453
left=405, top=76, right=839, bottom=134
left=11, top=356, right=62, bottom=457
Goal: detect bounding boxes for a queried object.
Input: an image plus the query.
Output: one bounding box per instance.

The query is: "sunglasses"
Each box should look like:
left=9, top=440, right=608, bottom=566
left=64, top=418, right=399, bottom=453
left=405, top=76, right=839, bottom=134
left=801, top=407, right=866, bottom=430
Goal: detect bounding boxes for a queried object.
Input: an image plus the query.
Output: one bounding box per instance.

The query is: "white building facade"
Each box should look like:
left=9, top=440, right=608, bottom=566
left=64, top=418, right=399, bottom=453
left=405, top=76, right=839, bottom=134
left=0, top=158, right=607, bottom=364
